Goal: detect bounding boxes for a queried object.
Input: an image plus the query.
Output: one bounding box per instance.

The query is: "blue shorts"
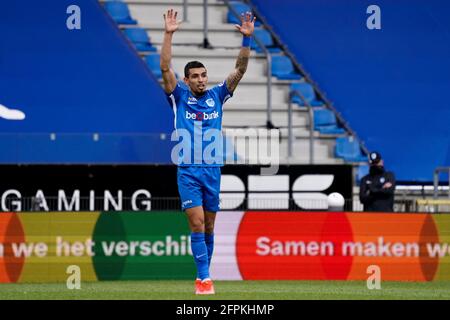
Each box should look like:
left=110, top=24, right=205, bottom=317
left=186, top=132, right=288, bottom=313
left=177, top=166, right=221, bottom=212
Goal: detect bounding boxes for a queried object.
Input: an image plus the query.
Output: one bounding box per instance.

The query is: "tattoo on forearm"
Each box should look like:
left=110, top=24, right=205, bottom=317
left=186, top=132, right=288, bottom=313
left=235, top=53, right=249, bottom=73
left=227, top=49, right=250, bottom=92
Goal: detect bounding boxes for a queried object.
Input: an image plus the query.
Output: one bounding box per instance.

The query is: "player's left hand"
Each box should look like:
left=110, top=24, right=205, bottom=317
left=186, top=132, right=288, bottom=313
left=235, top=11, right=256, bottom=37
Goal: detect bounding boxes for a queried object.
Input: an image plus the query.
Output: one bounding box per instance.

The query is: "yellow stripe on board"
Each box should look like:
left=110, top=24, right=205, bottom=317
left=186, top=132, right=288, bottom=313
left=432, top=215, right=450, bottom=281
left=17, top=212, right=100, bottom=283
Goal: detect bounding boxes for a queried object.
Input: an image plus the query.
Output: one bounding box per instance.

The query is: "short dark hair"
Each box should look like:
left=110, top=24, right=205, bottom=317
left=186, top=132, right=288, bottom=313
left=184, top=61, right=206, bottom=78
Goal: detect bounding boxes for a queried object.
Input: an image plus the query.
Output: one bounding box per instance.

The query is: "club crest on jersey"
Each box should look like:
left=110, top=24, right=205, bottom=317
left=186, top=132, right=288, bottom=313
left=206, top=98, right=215, bottom=107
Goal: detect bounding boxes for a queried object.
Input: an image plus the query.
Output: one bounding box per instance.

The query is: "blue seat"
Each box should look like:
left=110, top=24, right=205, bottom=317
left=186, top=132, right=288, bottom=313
left=290, top=83, right=323, bottom=107
left=104, top=1, right=137, bottom=25
left=123, top=28, right=157, bottom=52
left=227, top=1, right=261, bottom=26
left=313, top=109, right=345, bottom=134
left=335, top=137, right=367, bottom=162
left=251, top=29, right=281, bottom=53
left=271, top=55, right=302, bottom=80
left=145, top=54, right=162, bottom=78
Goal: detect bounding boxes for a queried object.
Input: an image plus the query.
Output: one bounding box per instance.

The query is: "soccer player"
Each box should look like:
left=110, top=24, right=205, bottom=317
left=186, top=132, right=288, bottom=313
left=160, top=9, right=255, bottom=294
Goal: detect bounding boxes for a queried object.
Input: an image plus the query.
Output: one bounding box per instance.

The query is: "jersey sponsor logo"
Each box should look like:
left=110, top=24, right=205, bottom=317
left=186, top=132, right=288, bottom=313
left=206, top=98, right=215, bottom=107
left=187, top=97, right=198, bottom=105
left=185, top=110, right=219, bottom=121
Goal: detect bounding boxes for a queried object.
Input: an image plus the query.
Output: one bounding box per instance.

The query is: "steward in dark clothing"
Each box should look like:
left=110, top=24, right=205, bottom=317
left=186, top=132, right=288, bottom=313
left=359, top=151, right=396, bottom=212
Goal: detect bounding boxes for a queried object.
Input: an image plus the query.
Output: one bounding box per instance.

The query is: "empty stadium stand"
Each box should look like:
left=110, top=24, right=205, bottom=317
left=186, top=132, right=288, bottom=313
left=123, top=27, right=157, bottom=52
left=0, top=0, right=174, bottom=163
left=3, top=0, right=448, bottom=183
left=251, top=0, right=450, bottom=181
left=111, top=0, right=345, bottom=164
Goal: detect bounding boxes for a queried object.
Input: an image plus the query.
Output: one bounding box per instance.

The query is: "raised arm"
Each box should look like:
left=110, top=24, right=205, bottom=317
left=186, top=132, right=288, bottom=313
left=160, top=9, right=181, bottom=93
left=226, top=12, right=256, bottom=93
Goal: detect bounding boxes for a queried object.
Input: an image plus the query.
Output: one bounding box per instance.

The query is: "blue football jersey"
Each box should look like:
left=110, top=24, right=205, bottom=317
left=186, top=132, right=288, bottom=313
left=166, top=81, right=233, bottom=166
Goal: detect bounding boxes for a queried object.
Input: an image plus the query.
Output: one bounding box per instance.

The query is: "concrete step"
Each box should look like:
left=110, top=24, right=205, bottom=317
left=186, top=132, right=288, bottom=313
left=151, top=45, right=266, bottom=59
left=224, top=134, right=339, bottom=164
left=227, top=84, right=289, bottom=105
left=223, top=126, right=322, bottom=139
left=136, top=22, right=234, bottom=33
left=224, top=103, right=299, bottom=111
left=222, top=110, right=309, bottom=128
left=122, top=0, right=221, bottom=5
left=149, top=28, right=242, bottom=47
left=280, top=138, right=338, bottom=163
left=171, top=56, right=266, bottom=78
left=128, top=3, right=228, bottom=27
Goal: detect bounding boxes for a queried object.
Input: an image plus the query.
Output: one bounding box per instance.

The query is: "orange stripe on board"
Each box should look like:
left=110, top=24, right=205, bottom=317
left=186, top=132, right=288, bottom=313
left=0, top=213, right=13, bottom=283
left=0, top=213, right=25, bottom=283
left=4, top=213, right=26, bottom=283
left=345, top=213, right=433, bottom=282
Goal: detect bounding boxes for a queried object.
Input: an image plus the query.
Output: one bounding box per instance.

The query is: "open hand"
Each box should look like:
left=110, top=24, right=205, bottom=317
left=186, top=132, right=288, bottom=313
left=235, top=11, right=256, bottom=37
left=164, top=9, right=181, bottom=33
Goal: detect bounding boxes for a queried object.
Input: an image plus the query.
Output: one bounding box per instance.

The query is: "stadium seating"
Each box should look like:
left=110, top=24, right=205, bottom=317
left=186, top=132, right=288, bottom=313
left=252, top=0, right=450, bottom=181
left=313, top=109, right=345, bottom=134
left=0, top=0, right=174, bottom=164
left=335, top=137, right=367, bottom=162
left=290, top=83, right=323, bottom=107
left=145, top=53, right=162, bottom=79
left=104, top=1, right=137, bottom=25
left=271, top=55, right=302, bottom=80
left=227, top=1, right=261, bottom=26
left=251, top=29, right=282, bottom=53
left=123, top=28, right=157, bottom=52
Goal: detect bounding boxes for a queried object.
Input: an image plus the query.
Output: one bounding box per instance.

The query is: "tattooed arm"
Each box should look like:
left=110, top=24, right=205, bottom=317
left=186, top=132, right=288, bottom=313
left=226, top=47, right=250, bottom=93
left=226, top=11, right=256, bottom=93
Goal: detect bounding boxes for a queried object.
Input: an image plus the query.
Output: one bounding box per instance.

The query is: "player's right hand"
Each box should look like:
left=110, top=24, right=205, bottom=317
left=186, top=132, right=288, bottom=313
left=164, top=9, right=181, bottom=33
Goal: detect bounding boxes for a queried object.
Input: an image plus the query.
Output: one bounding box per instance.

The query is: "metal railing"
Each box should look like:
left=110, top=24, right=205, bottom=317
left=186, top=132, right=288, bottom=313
left=288, top=91, right=314, bottom=164
left=1, top=196, right=351, bottom=212
left=183, top=0, right=188, bottom=22
left=222, top=0, right=273, bottom=129
left=202, top=0, right=212, bottom=48
left=434, top=167, right=450, bottom=199
left=243, top=0, right=369, bottom=157
left=3, top=196, right=448, bottom=213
